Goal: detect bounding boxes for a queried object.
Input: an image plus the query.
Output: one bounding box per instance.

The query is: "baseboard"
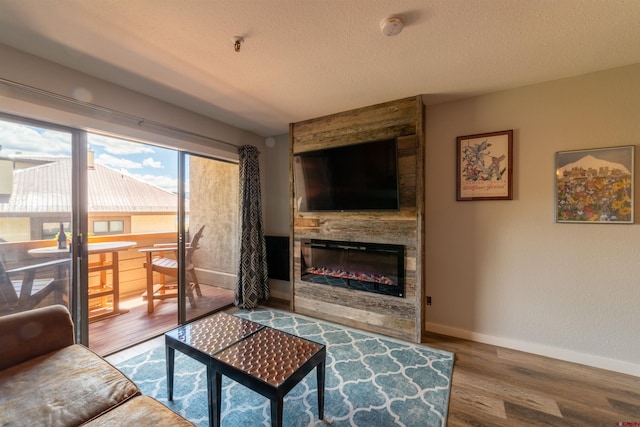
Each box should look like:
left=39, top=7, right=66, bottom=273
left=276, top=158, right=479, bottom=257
left=197, top=268, right=236, bottom=290
left=427, top=322, right=639, bottom=377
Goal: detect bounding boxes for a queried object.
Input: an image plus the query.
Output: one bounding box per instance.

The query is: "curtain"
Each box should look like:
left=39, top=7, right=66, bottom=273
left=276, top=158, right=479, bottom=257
left=235, top=145, right=269, bottom=308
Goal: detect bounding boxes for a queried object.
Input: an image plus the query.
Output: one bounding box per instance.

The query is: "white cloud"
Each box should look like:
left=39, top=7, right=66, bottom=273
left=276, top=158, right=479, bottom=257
left=88, top=134, right=155, bottom=155
left=131, top=173, right=179, bottom=193
left=96, top=153, right=142, bottom=169
left=0, top=121, right=71, bottom=156
left=142, top=157, right=163, bottom=168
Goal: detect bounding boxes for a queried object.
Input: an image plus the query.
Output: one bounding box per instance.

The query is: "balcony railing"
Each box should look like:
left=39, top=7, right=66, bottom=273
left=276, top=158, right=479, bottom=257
left=1, top=232, right=176, bottom=318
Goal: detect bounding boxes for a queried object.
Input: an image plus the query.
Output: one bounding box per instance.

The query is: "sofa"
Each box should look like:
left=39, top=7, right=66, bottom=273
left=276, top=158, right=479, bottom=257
left=0, top=304, right=194, bottom=426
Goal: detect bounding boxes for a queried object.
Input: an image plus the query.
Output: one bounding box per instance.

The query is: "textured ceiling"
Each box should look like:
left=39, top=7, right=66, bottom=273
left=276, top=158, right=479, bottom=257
left=1, top=0, right=639, bottom=137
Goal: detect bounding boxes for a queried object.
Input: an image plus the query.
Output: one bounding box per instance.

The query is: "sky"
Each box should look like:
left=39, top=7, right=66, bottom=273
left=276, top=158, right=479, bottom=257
left=0, top=119, right=181, bottom=193
left=556, top=146, right=634, bottom=170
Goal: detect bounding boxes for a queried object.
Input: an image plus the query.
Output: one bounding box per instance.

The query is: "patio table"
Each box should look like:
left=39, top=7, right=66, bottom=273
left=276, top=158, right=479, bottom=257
left=29, top=241, right=136, bottom=319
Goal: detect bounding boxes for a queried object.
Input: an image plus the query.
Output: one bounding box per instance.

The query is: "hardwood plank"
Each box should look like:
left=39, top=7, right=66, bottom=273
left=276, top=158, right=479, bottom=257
left=88, top=284, right=234, bottom=356
left=423, top=332, right=640, bottom=426
left=108, top=304, right=640, bottom=426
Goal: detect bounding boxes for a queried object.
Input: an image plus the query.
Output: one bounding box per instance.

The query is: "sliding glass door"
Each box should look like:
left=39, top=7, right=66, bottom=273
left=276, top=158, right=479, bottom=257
left=1, top=114, right=238, bottom=354
left=0, top=115, right=79, bottom=338
left=84, top=133, right=182, bottom=352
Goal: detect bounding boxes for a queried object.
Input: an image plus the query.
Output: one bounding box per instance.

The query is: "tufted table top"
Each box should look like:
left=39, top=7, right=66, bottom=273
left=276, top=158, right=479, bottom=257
left=213, top=326, right=324, bottom=387
left=165, top=312, right=264, bottom=357
left=165, top=311, right=326, bottom=427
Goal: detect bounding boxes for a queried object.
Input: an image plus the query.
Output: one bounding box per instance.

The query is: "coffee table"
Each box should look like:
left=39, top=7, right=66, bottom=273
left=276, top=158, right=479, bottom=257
left=212, top=326, right=326, bottom=427
left=165, top=312, right=326, bottom=427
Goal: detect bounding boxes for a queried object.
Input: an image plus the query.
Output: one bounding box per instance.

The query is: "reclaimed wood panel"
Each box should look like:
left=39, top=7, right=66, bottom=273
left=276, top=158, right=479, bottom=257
left=292, top=97, right=419, bottom=152
left=290, top=95, right=425, bottom=342
left=296, top=281, right=415, bottom=318
left=295, top=296, right=417, bottom=343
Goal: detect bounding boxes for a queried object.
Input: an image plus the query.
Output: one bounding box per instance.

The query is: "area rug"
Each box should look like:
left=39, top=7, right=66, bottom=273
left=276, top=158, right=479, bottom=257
left=114, top=308, right=454, bottom=427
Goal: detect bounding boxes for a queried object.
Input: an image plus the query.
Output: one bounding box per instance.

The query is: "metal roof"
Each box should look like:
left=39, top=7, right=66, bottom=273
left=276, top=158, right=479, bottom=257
left=0, top=157, right=184, bottom=214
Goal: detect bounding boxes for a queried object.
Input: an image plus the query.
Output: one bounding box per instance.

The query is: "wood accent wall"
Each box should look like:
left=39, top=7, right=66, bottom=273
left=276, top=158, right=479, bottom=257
left=289, top=96, right=425, bottom=342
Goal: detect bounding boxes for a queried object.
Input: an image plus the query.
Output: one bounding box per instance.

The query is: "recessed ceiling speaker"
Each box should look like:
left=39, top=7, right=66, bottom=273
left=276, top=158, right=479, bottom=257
left=380, top=16, right=404, bottom=36
left=265, top=137, right=276, bottom=148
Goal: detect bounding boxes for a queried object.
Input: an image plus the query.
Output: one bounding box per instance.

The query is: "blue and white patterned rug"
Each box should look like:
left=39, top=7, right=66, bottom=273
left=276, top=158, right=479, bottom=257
left=115, top=308, right=454, bottom=427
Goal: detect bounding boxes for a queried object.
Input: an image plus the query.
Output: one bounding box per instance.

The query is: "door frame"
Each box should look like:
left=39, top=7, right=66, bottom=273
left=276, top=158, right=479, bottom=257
left=0, top=112, right=88, bottom=343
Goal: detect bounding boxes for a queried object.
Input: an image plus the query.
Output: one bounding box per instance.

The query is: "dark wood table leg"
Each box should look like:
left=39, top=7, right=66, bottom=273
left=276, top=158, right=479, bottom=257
left=317, top=359, right=325, bottom=419
left=210, top=368, right=221, bottom=427
left=270, top=397, right=283, bottom=427
left=166, top=345, right=175, bottom=401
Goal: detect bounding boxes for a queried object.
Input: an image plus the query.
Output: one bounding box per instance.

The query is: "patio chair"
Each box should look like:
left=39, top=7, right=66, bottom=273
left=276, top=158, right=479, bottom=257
left=140, top=225, right=204, bottom=314
left=0, top=257, right=69, bottom=314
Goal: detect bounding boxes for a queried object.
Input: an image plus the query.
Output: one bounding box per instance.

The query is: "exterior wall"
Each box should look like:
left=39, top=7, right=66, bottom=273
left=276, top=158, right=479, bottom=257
left=131, top=214, right=177, bottom=233
left=0, top=217, right=30, bottom=242
left=189, top=157, right=239, bottom=289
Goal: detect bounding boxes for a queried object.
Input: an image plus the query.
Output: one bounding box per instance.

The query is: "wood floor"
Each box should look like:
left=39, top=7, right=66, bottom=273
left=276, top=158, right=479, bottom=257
left=422, top=332, right=640, bottom=426
left=264, top=298, right=640, bottom=425
left=107, top=301, right=639, bottom=426
left=89, top=284, right=235, bottom=355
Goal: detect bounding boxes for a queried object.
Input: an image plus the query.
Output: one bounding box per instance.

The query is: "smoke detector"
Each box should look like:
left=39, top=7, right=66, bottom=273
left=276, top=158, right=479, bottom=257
left=380, top=16, right=404, bottom=36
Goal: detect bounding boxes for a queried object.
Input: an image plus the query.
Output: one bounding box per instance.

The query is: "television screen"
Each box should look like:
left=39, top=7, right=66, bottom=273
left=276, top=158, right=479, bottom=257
left=293, top=138, right=399, bottom=212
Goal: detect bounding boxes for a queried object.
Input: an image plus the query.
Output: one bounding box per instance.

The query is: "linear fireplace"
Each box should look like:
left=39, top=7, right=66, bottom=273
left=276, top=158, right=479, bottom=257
left=300, top=239, right=405, bottom=297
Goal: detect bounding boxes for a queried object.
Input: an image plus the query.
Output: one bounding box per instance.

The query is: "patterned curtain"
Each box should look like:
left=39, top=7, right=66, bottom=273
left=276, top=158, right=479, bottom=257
left=235, top=145, right=269, bottom=308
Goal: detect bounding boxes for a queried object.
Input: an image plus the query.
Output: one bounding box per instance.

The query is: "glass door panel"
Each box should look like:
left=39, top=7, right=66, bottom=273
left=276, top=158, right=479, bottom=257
left=0, top=116, right=238, bottom=354
left=85, top=133, right=179, bottom=354
left=0, top=117, right=73, bottom=320
left=183, top=154, right=237, bottom=322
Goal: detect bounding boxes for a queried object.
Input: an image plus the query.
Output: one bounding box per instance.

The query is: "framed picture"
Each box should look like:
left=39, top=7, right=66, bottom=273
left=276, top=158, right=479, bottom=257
left=555, top=145, right=634, bottom=223
left=457, top=130, right=513, bottom=201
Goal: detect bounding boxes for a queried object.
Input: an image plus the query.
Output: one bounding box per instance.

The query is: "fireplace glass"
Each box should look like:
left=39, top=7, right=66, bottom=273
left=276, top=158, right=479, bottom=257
left=300, top=239, right=404, bottom=297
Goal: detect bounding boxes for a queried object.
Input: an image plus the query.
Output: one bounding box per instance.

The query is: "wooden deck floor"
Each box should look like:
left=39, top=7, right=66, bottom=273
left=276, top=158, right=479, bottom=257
left=89, top=284, right=235, bottom=356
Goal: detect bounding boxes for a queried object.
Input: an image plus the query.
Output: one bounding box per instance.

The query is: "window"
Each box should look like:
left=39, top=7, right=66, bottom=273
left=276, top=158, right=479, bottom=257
left=93, top=220, right=124, bottom=234
left=109, top=220, right=123, bottom=232
left=42, top=221, right=71, bottom=240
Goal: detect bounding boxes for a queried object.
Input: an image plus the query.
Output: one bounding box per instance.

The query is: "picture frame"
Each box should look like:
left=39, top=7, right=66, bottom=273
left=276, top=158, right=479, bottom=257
left=456, top=130, right=513, bottom=201
left=555, top=145, right=634, bottom=224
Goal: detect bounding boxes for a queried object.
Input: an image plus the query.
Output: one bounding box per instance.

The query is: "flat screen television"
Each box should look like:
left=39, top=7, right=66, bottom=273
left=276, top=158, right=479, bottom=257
left=293, top=138, right=399, bottom=212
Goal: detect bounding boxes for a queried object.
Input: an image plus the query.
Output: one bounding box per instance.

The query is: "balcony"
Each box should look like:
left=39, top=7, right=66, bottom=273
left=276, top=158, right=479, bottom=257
left=0, top=232, right=235, bottom=355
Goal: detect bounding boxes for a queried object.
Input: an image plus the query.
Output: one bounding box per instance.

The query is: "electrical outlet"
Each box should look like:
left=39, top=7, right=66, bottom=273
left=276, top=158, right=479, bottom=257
left=426, top=296, right=432, bottom=306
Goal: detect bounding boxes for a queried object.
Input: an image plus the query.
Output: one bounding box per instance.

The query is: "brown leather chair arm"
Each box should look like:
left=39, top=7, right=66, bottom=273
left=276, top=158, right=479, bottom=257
left=0, top=304, right=75, bottom=371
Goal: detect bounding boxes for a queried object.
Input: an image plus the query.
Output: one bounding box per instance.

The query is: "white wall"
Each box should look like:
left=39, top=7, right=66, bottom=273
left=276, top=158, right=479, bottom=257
left=263, top=134, right=291, bottom=236
left=262, top=133, right=292, bottom=300
left=6, top=42, right=636, bottom=375
left=0, top=43, right=262, bottom=158
left=260, top=65, right=640, bottom=375
left=424, top=64, right=640, bottom=376
left=0, top=43, right=270, bottom=302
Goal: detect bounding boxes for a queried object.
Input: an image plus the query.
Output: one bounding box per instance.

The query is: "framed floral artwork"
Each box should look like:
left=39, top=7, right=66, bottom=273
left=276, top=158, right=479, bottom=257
left=555, top=145, right=634, bottom=223
left=456, top=130, right=513, bottom=201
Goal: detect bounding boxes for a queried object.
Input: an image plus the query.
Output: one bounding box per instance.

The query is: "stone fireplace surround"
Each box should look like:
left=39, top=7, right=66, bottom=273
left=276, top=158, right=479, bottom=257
left=289, top=96, right=425, bottom=343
